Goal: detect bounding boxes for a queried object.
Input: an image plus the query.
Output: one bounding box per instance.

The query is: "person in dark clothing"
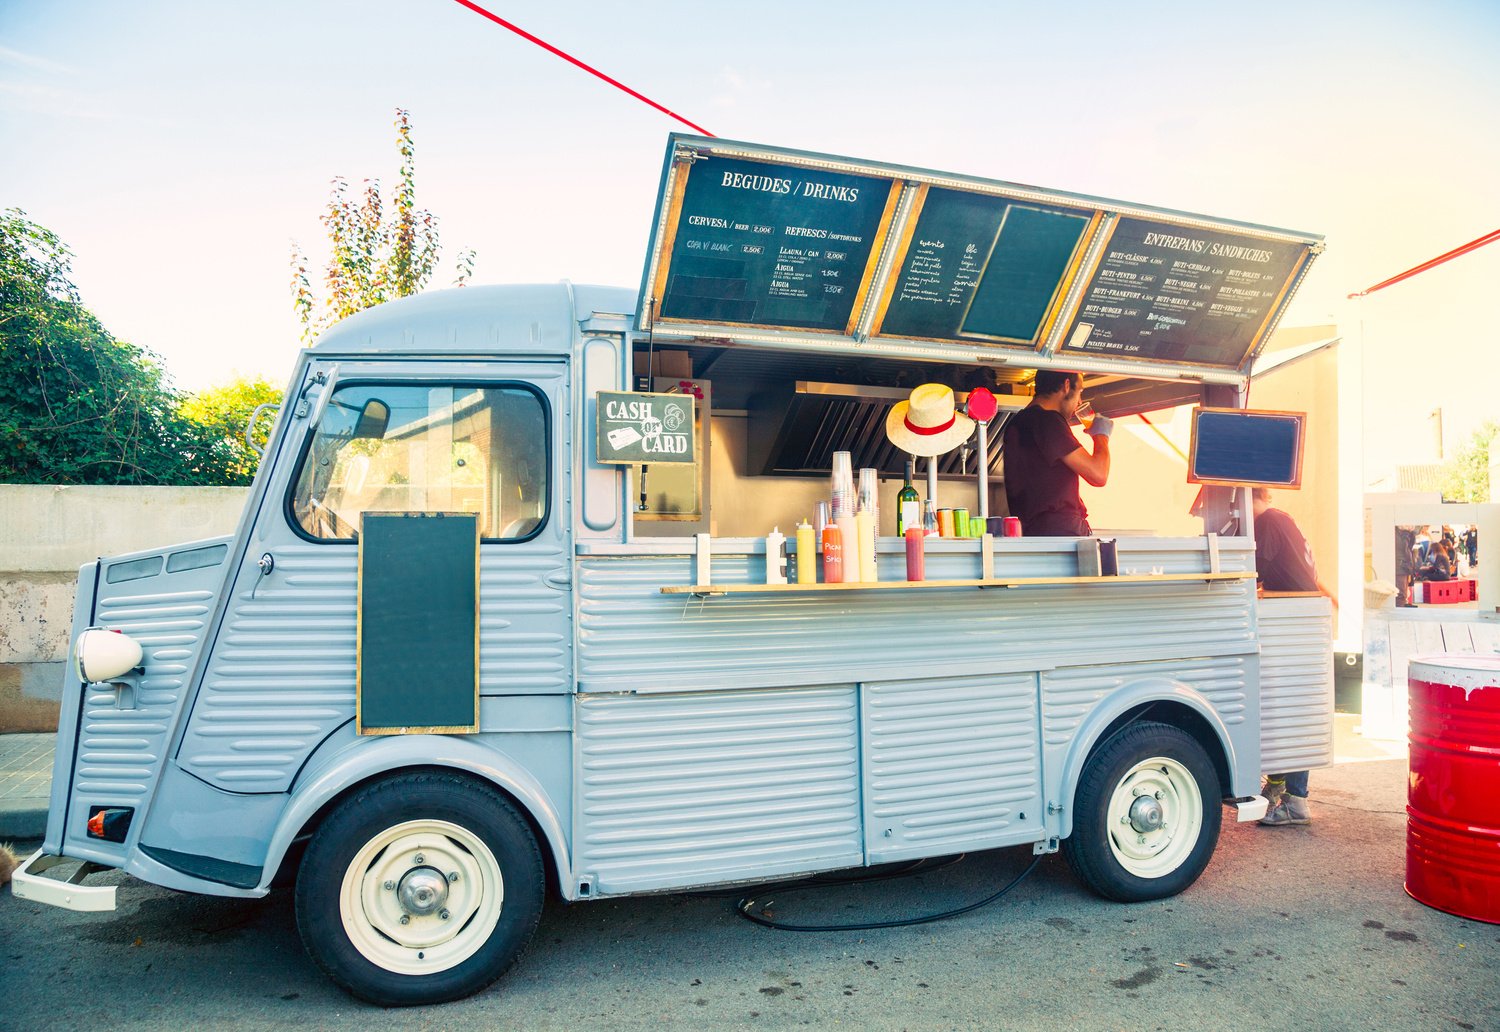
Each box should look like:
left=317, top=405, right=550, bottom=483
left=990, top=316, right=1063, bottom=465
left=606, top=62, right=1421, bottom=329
left=1252, top=487, right=1336, bottom=827
left=1001, top=370, right=1112, bottom=536
left=1420, top=542, right=1453, bottom=581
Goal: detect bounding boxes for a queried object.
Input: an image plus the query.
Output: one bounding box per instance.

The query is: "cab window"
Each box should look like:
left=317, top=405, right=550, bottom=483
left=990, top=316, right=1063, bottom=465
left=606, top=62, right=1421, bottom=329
left=289, top=383, right=548, bottom=541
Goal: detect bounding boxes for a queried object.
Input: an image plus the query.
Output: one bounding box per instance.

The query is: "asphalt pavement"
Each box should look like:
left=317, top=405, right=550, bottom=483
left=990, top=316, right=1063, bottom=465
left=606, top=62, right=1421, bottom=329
left=2, top=744, right=1496, bottom=1032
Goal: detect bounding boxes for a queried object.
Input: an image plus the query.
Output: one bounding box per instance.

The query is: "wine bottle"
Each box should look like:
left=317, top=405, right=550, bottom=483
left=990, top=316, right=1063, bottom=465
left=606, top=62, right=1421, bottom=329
left=897, top=458, right=920, bottom=536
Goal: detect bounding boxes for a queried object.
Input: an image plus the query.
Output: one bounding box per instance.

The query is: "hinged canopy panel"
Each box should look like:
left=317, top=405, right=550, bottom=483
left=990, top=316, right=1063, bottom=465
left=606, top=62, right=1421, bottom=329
left=638, top=135, right=1323, bottom=385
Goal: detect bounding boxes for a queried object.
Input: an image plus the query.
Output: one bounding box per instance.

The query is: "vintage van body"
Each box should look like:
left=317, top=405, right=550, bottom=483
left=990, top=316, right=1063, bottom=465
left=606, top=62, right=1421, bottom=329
left=17, top=139, right=1334, bottom=1007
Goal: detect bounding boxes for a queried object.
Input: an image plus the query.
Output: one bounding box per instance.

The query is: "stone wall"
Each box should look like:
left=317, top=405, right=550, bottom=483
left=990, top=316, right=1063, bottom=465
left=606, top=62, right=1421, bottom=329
left=0, top=485, right=250, bottom=731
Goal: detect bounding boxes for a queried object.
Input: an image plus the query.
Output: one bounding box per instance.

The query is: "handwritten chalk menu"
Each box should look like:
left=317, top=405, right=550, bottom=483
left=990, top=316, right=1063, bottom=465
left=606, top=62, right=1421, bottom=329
left=657, top=158, right=892, bottom=332
left=877, top=189, right=1092, bottom=344
left=1061, top=217, right=1308, bottom=368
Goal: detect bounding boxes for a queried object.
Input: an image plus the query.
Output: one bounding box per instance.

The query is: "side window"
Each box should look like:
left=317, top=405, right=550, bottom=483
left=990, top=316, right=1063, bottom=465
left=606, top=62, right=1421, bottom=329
left=289, top=384, right=548, bottom=541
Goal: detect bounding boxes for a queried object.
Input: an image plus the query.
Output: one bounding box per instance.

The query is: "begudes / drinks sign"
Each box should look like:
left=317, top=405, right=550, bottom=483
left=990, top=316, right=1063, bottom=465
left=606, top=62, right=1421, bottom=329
left=596, top=391, right=695, bottom=464
left=637, top=135, right=1322, bottom=376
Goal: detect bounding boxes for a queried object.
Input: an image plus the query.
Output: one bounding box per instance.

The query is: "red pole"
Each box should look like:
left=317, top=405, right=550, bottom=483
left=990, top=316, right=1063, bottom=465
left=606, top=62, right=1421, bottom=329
left=1348, top=228, right=1500, bottom=299
left=449, top=0, right=715, bottom=137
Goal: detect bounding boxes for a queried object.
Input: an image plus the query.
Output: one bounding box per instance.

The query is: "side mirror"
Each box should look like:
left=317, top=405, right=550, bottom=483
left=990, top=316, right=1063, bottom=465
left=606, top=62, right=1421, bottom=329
left=353, top=400, right=390, bottom=440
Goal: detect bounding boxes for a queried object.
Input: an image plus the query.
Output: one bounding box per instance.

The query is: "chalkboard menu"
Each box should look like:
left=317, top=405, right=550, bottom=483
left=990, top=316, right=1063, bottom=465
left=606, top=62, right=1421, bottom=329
left=877, top=188, right=1092, bottom=344
left=1061, top=218, right=1309, bottom=368
left=639, top=136, right=1323, bottom=375
left=1188, top=408, right=1304, bottom=487
left=655, top=157, right=894, bottom=332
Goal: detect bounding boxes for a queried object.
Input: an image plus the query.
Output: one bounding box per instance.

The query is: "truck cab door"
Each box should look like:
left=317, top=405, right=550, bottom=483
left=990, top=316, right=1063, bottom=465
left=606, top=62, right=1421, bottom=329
left=175, top=361, right=572, bottom=795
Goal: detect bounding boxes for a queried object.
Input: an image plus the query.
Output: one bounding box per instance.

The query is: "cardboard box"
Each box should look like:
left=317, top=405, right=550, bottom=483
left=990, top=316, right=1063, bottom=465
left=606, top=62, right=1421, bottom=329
left=632, top=349, right=692, bottom=380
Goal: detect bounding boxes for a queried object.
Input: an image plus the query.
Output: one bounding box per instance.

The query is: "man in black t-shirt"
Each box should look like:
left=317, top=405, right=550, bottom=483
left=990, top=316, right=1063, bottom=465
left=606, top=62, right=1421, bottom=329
left=1253, top=486, right=1336, bottom=828
left=1002, top=370, right=1112, bottom=536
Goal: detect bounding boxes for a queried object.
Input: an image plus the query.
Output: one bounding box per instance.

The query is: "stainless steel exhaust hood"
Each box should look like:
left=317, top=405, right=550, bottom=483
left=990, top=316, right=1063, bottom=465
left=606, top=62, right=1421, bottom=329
left=748, top=381, right=1028, bottom=479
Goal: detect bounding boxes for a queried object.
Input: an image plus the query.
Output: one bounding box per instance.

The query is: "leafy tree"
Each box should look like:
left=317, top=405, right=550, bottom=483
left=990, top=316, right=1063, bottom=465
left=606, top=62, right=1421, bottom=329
left=1440, top=420, right=1497, bottom=503
left=291, top=108, right=476, bottom=344
left=0, top=209, right=270, bottom=486
left=178, top=375, right=284, bottom=482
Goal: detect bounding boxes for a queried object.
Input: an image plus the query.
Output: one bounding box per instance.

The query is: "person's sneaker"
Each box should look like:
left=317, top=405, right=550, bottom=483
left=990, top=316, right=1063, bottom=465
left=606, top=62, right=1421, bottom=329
left=1260, top=794, right=1311, bottom=826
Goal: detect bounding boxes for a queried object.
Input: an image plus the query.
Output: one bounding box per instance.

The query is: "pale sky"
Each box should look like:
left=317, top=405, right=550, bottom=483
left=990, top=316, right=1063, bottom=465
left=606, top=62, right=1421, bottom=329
left=4, top=0, right=1498, bottom=476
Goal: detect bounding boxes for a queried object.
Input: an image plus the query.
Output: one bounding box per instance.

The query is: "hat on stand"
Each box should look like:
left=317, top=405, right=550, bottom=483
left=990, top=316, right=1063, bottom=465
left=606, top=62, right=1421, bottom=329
left=885, top=384, right=976, bottom=456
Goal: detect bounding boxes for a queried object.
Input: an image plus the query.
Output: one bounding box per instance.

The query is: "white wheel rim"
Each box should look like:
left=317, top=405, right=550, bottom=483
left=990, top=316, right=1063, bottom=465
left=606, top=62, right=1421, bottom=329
left=339, top=819, right=504, bottom=976
left=1105, top=756, right=1203, bottom=879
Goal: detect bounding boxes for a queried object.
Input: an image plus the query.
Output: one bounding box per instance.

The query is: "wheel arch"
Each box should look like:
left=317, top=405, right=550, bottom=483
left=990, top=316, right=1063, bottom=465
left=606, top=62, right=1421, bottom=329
left=259, top=735, right=572, bottom=898
left=1057, top=677, right=1236, bottom=841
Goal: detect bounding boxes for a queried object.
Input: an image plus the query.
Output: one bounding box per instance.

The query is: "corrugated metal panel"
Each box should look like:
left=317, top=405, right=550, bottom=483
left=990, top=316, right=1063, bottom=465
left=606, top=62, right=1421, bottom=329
left=574, top=687, right=862, bottom=894
left=577, top=542, right=1257, bottom=694
left=863, top=673, right=1043, bottom=862
left=1040, top=655, right=1252, bottom=748
left=1257, top=597, right=1334, bottom=774
left=178, top=542, right=572, bottom=793
left=73, top=587, right=215, bottom=802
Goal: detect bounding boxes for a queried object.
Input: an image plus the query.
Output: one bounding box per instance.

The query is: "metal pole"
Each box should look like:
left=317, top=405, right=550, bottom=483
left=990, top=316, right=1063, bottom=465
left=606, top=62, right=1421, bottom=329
left=976, top=422, right=989, bottom=520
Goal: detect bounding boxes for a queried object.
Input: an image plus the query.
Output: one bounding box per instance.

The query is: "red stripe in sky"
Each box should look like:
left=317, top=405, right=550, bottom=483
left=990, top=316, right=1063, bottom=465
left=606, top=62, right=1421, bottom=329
left=1348, top=228, right=1500, bottom=299
left=449, top=0, right=715, bottom=137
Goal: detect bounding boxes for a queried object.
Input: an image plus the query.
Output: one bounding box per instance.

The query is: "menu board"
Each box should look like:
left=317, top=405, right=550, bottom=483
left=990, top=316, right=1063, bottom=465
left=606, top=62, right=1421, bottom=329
left=655, top=157, right=893, bottom=332
left=639, top=136, right=1322, bottom=375
left=877, top=189, right=1091, bottom=344
left=1061, top=217, right=1308, bottom=368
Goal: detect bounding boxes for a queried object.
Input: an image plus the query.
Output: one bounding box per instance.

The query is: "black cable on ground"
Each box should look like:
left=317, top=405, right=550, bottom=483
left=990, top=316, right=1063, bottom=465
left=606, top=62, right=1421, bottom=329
left=733, top=852, right=1043, bottom=932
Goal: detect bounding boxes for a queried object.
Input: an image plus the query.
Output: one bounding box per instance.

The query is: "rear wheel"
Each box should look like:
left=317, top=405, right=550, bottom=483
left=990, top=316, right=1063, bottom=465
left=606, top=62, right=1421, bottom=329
left=295, top=772, right=544, bottom=1006
left=1062, top=721, right=1221, bottom=902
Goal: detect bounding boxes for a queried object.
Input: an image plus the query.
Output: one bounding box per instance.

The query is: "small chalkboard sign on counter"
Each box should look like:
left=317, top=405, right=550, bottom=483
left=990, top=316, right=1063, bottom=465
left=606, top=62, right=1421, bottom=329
left=1060, top=218, right=1311, bottom=369
left=653, top=157, right=897, bottom=333
left=1188, top=407, right=1304, bottom=487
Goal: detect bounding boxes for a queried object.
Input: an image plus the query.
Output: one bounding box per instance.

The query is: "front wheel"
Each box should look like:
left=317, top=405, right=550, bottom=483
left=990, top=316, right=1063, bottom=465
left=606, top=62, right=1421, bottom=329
left=295, top=771, right=545, bottom=1006
left=1062, top=721, right=1222, bottom=902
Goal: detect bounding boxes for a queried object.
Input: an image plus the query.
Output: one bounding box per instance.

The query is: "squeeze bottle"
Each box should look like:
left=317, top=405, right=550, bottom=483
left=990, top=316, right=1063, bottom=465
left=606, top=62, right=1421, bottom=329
left=795, top=520, right=816, bottom=584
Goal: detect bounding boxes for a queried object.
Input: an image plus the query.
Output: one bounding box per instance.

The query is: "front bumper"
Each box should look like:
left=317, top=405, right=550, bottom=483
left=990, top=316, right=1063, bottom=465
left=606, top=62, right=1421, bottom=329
left=11, top=849, right=118, bottom=911
left=1234, top=795, right=1270, bottom=822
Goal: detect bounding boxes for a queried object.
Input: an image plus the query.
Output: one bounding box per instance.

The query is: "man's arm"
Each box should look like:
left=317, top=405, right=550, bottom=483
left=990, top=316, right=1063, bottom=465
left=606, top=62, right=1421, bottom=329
left=1061, top=433, right=1110, bottom=487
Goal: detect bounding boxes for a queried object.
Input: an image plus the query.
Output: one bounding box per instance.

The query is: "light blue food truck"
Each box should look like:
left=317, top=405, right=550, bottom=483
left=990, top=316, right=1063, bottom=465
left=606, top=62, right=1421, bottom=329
left=16, top=136, right=1333, bottom=1005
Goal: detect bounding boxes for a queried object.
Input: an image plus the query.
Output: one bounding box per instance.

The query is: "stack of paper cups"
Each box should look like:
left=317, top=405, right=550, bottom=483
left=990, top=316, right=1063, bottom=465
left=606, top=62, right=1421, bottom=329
left=831, top=451, right=854, bottom=518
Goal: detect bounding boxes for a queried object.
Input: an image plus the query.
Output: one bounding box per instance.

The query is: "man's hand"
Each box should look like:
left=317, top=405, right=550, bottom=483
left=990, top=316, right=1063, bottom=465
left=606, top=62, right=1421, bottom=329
left=1087, top=414, right=1114, bottom=438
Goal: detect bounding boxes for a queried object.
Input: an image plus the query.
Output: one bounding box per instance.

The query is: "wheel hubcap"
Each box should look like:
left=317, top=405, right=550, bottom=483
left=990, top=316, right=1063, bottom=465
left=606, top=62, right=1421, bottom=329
left=1128, top=795, right=1164, bottom=833
left=339, top=819, right=505, bottom=975
left=398, top=866, right=451, bottom=916
left=1105, top=756, right=1203, bottom=879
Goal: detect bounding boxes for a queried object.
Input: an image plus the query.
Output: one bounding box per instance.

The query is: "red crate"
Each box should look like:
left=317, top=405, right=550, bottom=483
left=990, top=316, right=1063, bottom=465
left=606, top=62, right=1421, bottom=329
left=1423, top=579, right=1475, bottom=605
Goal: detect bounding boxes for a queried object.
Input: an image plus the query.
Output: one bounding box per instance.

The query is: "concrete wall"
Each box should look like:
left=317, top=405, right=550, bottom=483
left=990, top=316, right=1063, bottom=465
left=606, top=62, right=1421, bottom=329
left=0, top=485, right=250, bottom=731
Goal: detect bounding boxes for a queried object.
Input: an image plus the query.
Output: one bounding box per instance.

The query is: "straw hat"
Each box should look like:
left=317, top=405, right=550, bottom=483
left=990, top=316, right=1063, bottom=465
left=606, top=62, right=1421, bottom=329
left=885, top=383, right=975, bottom=456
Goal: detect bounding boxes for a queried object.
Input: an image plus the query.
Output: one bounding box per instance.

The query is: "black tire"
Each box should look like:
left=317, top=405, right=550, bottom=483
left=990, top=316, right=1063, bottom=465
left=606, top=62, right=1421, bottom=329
left=295, top=771, right=545, bottom=1006
left=1062, top=721, right=1222, bottom=903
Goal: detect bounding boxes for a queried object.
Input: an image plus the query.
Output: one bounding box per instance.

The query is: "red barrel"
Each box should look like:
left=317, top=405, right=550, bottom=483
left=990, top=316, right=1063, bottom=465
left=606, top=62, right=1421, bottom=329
left=1407, top=654, right=1500, bottom=924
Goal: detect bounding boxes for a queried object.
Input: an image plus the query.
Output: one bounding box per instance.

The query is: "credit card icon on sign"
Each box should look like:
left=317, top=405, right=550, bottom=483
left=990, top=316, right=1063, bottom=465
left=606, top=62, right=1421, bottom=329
left=606, top=426, right=642, bottom=448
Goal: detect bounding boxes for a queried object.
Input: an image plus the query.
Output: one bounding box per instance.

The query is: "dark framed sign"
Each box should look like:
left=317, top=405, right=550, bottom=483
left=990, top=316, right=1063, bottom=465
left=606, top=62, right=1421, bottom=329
left=596, top=391, right=696, bottom=464
left=357, top=512, right=479, bottom=735
left=873, top=187, right=1095, bottom=347
left=649, top=156, right=900, bottom=333
left=1059, top=218, right=1311, bottom=369
left=1188, top=407, right=1305, bottom=488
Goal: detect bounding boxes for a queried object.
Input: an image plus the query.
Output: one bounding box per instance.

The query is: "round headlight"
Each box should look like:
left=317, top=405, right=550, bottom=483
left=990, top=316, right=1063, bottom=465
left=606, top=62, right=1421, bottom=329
left=75, top=628, right=143, bottom=684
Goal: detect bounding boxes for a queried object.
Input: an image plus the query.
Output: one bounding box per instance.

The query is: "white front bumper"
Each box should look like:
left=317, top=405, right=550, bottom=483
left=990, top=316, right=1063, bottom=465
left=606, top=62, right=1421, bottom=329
left=1234, top=795, right=1270, bottom=822
left=11, top=849, right=118, bottom=912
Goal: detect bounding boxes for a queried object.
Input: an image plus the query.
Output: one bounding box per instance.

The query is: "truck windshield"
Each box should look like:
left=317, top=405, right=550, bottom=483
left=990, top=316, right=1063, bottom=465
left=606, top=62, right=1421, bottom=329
left=289, top=383, right=548, bottom=541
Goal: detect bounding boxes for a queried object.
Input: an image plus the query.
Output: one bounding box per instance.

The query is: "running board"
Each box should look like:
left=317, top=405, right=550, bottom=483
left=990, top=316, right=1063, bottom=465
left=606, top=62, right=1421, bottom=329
left=12, top=849, right=118, bottom=912
left=1232, top=795, right=1270, bottom=822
